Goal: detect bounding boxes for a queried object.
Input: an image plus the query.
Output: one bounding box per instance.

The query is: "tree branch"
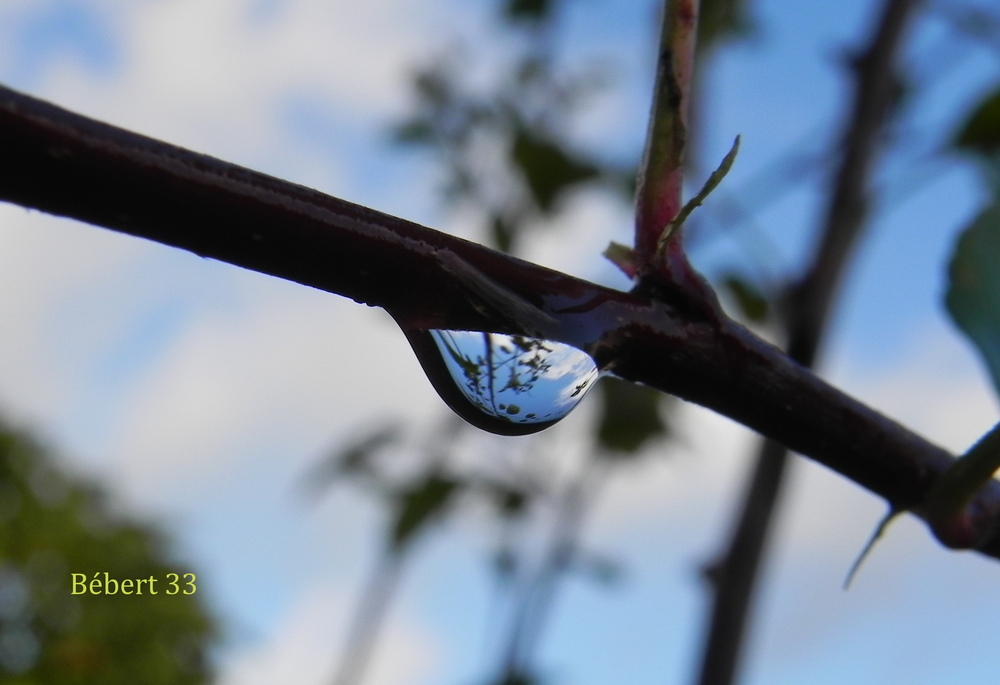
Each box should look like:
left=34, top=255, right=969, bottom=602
left=632, top=0, right=720, bottom=313
left=2, top=83, right=999, bottom=559
left=634, top=0, right=698, bottom=260
left=696, top=2, right=923, bottom=684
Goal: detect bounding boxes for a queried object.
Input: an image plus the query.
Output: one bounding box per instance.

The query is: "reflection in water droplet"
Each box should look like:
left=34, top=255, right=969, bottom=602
left=405, top=329, right=600, bottom=436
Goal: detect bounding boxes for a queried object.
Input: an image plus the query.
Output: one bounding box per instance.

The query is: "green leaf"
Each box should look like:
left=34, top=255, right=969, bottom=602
left=571, top=551, right=625, bottom=586
left=413, top=69, right=450, bottom=106
left=595, top=377, right=668, bottom=454
left=503, top=0, right=554, bottom=22
left=489, top=214, right=515, bottom=253
left=511, top=129, right=600, bottom=212
left=954, top=86, right=1000, bottom=155
left=699, top=0, right=755, bottom=51
left=493, top=547, right=518, bottom=580
left=494, top=486, right=529, bottom=518
left=945, top=198, right=1000, bottom=397
left=486, top=671, right=538, bottom=685
left=390, top=474, right=459, bottom=552
left=720, top=272, right=770, bottom=323
left=393, top=119, right=435, bottom=145
left=303, top=424, right=401, bottom=496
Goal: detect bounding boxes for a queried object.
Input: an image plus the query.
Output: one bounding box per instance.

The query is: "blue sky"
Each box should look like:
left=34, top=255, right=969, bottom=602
left=2, top=1, right=1000, bottom=684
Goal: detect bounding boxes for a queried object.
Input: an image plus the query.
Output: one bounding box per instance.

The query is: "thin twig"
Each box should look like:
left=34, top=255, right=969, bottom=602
left=498, top=456, right=606, bottom=679
left=634, top=0, right=700, bottom=271
left=332, top=552, right=404, bottom=685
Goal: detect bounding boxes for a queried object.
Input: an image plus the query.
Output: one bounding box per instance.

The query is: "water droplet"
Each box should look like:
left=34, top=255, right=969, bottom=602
left=405, top=329, right=600, bottom=436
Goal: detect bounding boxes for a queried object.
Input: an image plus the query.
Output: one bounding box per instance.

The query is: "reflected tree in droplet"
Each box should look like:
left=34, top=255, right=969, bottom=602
left=428, top=330, right=599, bottom=432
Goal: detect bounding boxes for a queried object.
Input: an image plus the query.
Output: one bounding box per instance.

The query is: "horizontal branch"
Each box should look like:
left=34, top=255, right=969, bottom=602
left=2, top=84, right=999, bottom=558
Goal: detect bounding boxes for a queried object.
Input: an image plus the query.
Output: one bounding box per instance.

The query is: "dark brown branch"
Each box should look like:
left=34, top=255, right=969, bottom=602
left=2, top=83, right=1000, bottom=559
left=696, top=2, right=923, bottom=685
left=696, top=440, right=788, bottom=685
left=789, top=0, right=916, bottom=356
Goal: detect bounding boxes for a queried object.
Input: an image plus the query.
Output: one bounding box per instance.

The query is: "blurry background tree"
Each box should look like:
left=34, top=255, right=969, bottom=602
left=0, top=422, right=218, bottom=683
left=307, top=1, right=1000, bottom=684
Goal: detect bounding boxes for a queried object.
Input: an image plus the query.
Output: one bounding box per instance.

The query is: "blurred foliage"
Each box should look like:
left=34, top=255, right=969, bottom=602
left=954, top=86, right=1000, bottom=156
left=719, top=271, right=770, bottom=324
left=391, top=17, right=633, bottom=253
left=946, top=84, right=1000, bottom=399
left=510, top=126, right=602, bottom=212
left=502, top=0, right=554, bottom=23
left=0, top=423, right=217, bottom=684
left=389, top=472, right=460, bottom=552
left=595, top=377, right=669, bottom=454
left=698, top=0, right=755, bottom=52
left=945, top=199, right=1000, bottom=397
left=501, top=0, right=754, bottom=49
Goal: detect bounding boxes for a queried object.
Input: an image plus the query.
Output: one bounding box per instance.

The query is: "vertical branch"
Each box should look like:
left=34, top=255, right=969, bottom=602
left=694, top=1, right=920, bottom=685
left=496, top=457, right=606, bottom=682
left=332, top=552, right=405, bottom=685
left=634, top=0, right=700, bottom=266
left=631, top=0, right=722, bottom=322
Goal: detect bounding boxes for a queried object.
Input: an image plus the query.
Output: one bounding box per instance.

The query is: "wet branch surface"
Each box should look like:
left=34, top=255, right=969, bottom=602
left=2, top=83, right=1000, bottom=559
left=696, top=2, right=924, bottom=684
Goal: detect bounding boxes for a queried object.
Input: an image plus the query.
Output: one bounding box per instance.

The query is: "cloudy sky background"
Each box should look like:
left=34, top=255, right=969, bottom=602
left=2, top=0, right=1000, bottom=683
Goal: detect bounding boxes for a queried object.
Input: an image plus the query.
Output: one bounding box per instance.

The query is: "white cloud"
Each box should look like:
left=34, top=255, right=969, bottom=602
left=0, top=206, right=154, bottom=426
left=87, top=263, right=441, bottom=506
left=217, top=581, right=440, bottom=685
left=830, top=323, right=998, bottom=453
left=516, top=188, right=635, bottom=286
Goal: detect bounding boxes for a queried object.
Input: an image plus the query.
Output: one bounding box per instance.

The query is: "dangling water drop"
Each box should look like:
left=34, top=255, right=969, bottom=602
left=405, top=329, right=599, bottom=436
